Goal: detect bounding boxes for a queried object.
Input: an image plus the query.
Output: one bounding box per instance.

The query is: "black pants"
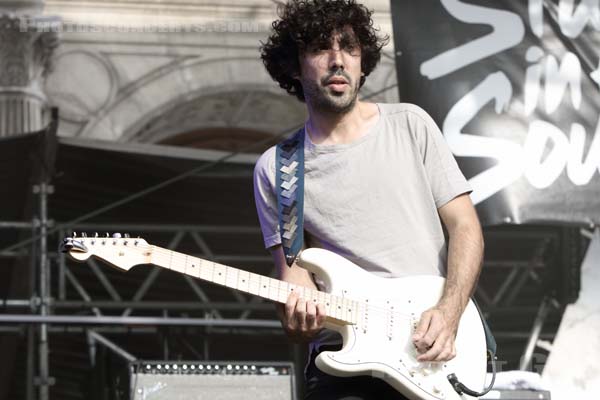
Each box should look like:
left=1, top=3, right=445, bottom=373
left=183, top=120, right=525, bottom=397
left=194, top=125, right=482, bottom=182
left=303, top=345, right=409, bottom=400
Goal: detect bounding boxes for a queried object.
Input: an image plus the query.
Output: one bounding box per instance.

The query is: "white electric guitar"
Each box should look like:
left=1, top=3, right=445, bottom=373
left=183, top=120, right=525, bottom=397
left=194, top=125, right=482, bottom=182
left=61, top=234, right=489, bottom=400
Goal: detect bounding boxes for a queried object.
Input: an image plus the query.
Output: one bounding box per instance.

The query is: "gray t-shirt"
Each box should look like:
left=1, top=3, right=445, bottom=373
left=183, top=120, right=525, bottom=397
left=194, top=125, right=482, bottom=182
left=253, top=102, right=471, bottom=280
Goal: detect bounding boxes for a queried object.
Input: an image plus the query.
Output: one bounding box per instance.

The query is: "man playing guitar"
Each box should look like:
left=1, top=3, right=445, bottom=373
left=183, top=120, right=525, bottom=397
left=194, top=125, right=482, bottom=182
left=254, top=1, right=485, bottom=398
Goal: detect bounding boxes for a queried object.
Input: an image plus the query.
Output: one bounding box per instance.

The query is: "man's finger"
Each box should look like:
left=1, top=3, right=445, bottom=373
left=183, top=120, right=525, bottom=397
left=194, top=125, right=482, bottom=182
left=417, top=332, right=448, bottom=362
left=316, top=303, right=326, bottom=327
left=434, top=337, right=454, bottom=362
left=419, top=316, right=444, bottom=351
left=285, top=292, right=297, bottom=316
left=284, top=292, right=298, bottom=330
left=413, top=311, right=432, bottom=342
left=305, top=300, right=317, bottom=329
left=295, top=297, right=307, bottom=330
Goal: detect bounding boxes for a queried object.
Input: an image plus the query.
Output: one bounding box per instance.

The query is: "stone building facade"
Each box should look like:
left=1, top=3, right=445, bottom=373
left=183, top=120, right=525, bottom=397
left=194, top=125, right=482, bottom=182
left=2, top=0, right=399, bottom=148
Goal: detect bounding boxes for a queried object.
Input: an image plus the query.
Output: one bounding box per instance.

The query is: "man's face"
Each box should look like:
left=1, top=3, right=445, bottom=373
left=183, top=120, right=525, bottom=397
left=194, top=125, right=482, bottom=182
left=296, top=27, right=362, bottom=114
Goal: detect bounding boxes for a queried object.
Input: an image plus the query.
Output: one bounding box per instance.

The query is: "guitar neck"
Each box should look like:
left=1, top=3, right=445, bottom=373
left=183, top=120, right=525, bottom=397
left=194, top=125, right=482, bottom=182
left=149, top=246, right=357, bottom=325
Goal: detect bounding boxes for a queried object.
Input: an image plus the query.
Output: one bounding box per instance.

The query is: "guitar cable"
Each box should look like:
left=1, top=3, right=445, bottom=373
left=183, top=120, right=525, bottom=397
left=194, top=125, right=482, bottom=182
left=446, top=349, right=497, bottom=397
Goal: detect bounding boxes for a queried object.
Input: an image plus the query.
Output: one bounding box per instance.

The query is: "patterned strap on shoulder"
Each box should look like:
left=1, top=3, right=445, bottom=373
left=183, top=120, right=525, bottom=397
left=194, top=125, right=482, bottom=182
left=275, top=128, right=305, bottom=267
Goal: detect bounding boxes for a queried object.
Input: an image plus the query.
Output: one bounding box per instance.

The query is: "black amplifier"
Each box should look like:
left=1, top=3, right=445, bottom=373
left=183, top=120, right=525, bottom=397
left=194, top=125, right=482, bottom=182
left=130, top=361, right=295, bottom=400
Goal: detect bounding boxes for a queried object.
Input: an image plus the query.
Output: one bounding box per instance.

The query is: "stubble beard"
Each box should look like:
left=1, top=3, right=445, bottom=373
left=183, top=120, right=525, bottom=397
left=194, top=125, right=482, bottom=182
left=303, top=77, right=359, bottom=115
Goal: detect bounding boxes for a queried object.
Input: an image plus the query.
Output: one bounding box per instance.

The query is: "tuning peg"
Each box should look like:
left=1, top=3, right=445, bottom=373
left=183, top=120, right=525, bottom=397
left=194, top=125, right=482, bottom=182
left=73, top=232, right=77, bottom=237
left=124, top=233, right=130, bottom=238
left=94, top=232, right=99, bottom=238
left=112, top=233, right=122, bottom=239
left=105, top=233, right=109, bottom=238
left=81, top=232, right=87, bottom=238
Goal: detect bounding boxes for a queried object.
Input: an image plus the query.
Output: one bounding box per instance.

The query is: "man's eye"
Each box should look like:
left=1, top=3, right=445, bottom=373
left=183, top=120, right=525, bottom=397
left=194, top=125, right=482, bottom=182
left=341, top=41, right=358, bottom=52
left=315, top=44, right=329, bottom=52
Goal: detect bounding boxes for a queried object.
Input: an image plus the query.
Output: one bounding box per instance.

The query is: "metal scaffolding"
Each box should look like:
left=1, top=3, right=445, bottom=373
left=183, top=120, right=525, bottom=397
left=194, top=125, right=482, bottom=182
left=1, top=212, right=581, bottom=399
left=0, top=215, right=288, bottom=400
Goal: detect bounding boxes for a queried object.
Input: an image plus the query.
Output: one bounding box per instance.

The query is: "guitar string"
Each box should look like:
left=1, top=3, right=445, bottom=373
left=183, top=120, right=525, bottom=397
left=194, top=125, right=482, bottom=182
left=90, top=240, right=423, bottom=322
left=149, top=246, right=368, bottom=322
left=130, top=244, right=421, bottom=322
left=115, top=244, right=420, bottom=322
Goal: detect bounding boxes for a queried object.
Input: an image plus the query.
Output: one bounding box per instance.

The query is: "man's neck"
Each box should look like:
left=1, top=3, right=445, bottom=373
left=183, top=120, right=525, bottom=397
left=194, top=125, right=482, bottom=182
left=305, top=100, right=378, bottom=145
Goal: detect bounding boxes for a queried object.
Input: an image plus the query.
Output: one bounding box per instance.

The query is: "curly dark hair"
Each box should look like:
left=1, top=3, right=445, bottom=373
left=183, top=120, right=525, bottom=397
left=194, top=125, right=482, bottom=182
left=260, top=0, right=389, bottom=102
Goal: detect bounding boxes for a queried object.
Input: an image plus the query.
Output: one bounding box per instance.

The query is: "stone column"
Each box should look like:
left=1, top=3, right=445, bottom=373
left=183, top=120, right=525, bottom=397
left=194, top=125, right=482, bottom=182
left=0, top=0, right=59, bottom=136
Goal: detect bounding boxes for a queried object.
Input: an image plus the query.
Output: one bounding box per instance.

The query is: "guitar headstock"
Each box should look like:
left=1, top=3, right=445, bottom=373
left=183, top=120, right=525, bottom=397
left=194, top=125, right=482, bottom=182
left=60, top=233, right=151, bottom=271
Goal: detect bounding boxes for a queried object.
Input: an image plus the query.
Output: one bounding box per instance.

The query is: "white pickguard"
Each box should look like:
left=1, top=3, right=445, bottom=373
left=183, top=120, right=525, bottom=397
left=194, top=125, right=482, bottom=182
left=298, top=248, right=488, bottom=400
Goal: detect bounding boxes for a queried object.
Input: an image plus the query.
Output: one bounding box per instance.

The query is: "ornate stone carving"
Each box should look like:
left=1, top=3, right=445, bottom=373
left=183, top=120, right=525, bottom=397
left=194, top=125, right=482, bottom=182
left=0, top=12, right=60, bottom=135
left=0, top=15, right=59, bottom=87
left=0, top=16, right=30, bottom=87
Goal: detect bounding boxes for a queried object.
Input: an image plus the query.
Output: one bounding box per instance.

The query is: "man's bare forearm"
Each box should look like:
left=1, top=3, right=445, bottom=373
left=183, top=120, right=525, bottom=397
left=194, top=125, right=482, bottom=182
left=413, top=196, right=484, bottom=361
left=439, top=219, right=484, bottom=317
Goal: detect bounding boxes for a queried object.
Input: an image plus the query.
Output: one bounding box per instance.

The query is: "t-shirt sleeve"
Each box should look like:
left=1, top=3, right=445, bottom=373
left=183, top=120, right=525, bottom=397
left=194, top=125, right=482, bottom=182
left=253, top=146, right=282, bottom=249
left=407, top=105, right=472, bottom=208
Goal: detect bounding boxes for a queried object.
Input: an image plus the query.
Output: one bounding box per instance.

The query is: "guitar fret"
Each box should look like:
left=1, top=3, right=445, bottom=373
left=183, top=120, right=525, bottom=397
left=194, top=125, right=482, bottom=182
left=213, top=263, right=226, bottom=285
left=199, top=259, right=211, bottom=281
left=171, top=252, right=184, bottom=274
left=308, top=288, right=318, bottom=303
left=345, top=299, right=351, bottom=322
left=264, top=277, right=272, bottom=300
left=258, top=274, right=266, bottom=295
left=238, top=270, right=250, bottom=293
left=276, top=281, right=285, bottom=303
left=191, top=257, right=200, bottom=278
left=225, top=266, right=238, bottom=290
left=269, top=279, right=279, bottom=301
left=284, top=281, right=292, bottom=302
left=248, top=273, right=260, bottom=296
left=317, top=291, right=324, bottom=309
left=344, top=298, right=351, bottom=322
left=329, top=294, right=335, bottom=319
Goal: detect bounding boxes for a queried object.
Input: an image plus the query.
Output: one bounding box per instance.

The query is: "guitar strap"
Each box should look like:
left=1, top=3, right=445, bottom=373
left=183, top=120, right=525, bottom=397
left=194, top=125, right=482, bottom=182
left=275, top=128, right=305, bottom=267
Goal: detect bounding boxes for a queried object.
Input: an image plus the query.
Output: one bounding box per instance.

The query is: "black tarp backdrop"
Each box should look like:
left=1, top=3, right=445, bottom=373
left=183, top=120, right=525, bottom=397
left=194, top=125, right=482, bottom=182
left=391, top=0, right=600, bottom=226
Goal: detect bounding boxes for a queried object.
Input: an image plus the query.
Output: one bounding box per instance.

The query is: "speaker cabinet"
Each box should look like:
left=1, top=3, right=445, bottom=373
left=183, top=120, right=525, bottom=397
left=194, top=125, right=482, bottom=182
left=130, top=361, right=295, bottom=400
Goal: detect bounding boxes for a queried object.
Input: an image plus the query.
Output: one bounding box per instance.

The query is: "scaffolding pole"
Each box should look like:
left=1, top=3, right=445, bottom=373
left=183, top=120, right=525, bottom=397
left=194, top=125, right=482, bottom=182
left=34, top=182, right=53, bottom=400
left=0, top=315, right=281, bottom=328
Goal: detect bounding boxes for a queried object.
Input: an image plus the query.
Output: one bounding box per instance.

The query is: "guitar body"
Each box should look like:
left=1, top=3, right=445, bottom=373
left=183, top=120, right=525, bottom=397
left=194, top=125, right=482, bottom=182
left=298, top=248, right=487, bottom=400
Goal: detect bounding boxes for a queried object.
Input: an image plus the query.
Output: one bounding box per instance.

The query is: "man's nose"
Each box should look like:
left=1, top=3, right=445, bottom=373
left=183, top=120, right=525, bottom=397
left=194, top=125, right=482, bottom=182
left=327, top=48, right=345, bottom=70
